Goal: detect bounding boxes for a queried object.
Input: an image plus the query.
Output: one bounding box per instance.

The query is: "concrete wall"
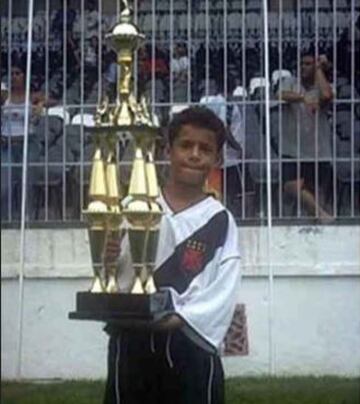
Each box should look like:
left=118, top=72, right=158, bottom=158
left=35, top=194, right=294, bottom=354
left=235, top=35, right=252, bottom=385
left=1, top=226, right=360, bottom=380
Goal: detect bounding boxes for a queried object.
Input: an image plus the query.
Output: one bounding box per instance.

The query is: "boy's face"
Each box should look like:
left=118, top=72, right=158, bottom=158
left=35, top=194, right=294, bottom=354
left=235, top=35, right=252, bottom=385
left=168, top=124, right=220, bottom=189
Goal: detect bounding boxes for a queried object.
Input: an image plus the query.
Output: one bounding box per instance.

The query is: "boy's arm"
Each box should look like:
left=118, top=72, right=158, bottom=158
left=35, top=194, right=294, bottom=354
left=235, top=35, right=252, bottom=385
left=279, top=91, right=305, bottom=103
left=277, top=76, right=304, bottom=103
left=315, top=55, right=333, bottom=105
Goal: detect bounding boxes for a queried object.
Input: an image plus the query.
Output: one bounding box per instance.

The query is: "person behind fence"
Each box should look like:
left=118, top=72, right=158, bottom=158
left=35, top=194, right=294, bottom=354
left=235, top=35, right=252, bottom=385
left=103, top=106, right=241, bottom=404
left=276, top=52, right=334, bottom=220
left=1, top=62, right=54, bottom=220
left=171, top=43, right=189, bottom=102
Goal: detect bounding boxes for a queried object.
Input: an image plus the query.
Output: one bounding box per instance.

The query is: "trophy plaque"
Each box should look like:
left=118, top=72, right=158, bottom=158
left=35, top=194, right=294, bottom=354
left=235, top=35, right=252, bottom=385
left=69, top=1, right=171, bottom=325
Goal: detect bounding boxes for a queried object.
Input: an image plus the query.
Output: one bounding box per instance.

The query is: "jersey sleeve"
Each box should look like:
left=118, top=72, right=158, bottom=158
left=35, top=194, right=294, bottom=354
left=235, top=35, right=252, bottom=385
left=169, top=212, right=241, bottom=352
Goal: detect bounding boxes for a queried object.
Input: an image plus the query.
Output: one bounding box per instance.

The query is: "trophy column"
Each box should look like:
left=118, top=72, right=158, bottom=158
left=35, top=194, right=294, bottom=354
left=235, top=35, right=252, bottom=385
left=104, top=132, right=123, bottom=293
left=82, top=133, right=109, bottom=293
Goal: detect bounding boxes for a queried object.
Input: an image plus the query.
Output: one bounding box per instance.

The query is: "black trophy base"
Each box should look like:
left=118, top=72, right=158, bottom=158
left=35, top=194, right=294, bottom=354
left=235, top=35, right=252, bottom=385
left=68, top=290, right=172, bottom=327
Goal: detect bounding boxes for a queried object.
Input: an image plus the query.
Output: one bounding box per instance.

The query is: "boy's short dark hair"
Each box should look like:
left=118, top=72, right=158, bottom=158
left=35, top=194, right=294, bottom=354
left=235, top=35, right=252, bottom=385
left=167, top=106, right=227, bottom=151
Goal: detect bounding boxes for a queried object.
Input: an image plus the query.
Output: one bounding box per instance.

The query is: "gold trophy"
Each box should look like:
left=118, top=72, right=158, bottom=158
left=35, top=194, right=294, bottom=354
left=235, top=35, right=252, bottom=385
left=70, top=0, right=170, bottom=321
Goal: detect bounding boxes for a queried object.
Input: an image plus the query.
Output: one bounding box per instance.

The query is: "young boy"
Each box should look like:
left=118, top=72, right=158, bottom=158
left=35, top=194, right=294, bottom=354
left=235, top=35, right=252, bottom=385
left=104, top=106, right=241, bottom=404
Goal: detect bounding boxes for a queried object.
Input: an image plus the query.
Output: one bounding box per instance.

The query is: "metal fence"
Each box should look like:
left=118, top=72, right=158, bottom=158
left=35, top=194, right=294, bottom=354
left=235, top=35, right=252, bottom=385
left=1, top=0, right=359, bottom=225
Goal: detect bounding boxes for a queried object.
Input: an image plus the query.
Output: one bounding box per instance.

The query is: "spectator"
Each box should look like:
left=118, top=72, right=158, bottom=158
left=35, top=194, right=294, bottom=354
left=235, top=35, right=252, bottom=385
left=1, top=62, right=55, bottom=220
left=85, top=0, right=99, bottom=37
left=51, top=1, right=77, bottom=39
left=277, top=52, right=334, bottom=220
left=138, top=45, right=168, bottom=103
left=104, top=62, right=117, bottom=102
left=51, top=1, right=80, bottom=89
left=84, top=35, right=99, bottom=96
left=199, top=80, right=227, bottom=200
left=138, top=45, right=168, bottom=83
left=199, top=79, right=250, bottom=207
left=171, top=43, right=189, bottom=102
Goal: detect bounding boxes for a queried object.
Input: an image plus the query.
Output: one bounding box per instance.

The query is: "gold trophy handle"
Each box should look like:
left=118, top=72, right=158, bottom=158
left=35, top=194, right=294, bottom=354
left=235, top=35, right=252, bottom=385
left=131, top=265, right=145, bottom=294
left=106, top=271, right=118, bottom=293
left=86, top=224, right=109, bottom=293
left=90, top=266, right=105, bottom=293
left=144, top=267, right=156, bottom=294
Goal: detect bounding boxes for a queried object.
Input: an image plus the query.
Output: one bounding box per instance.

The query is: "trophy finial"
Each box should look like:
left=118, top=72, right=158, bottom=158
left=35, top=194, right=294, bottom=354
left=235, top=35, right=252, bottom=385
left=120, top=0, right=132, bottom=19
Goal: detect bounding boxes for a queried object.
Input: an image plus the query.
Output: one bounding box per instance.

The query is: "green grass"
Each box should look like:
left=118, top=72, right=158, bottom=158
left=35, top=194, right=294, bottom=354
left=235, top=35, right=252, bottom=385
left=226, top=377, right=360, bottom=404
left=1, top=377, right=359, bottom=404
left=1, top=380, right=105, bottom=404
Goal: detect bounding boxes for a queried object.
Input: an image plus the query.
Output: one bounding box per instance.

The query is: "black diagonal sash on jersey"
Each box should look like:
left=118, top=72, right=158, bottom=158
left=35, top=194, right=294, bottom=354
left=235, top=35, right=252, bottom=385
left=154, top=210, right=228, bottom=294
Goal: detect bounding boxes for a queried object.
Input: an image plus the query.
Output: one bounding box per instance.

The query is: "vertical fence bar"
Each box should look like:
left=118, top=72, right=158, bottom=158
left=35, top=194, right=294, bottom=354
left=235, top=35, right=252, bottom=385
left=259, top=3, right=265, bottom=219
left=151, top=0, right=156, bottom=113
left=350, top=0, right=355, bottom=217
left=62, top=0, right=68, bottom=221
left=223, top=0, right=228, bottom=207
left=262, top=0, right=275, bottom=376
left=44, top=0, right=50, bottom=221
left=296, top=0, right=301, bottom=218
left=314, top=0, right=320, bottom=218
left=98, top=0, right=103, bottom=104
left=170, top=0, right=174, bottom=105
left=79, top=0, right=85, bottom=219
left=7, top=0, right=13, bottom=221
left=187, top=0, right=192, bottom=104
left=241, top=0, right=246, bottom=220
left=17, top=0, right=34, bottom=380
left=133, top=0, right=138, bottom=100
left=278, top=0, right=283, bottom=218
left=332, top=0, right=338, bottom=218
left=205, top=0, right=209, bottom=97
left=116, top=0, right=121, bottom=106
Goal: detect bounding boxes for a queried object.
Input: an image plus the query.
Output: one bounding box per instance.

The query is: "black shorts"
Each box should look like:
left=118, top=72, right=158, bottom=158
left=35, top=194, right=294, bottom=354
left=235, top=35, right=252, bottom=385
left=103, top=328, right=224, bottom=404
left=282, top=158, right=331, bottom=191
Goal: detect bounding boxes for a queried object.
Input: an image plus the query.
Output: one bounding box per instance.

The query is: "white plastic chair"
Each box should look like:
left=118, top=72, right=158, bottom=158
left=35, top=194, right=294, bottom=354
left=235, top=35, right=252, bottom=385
left=232, top=86, right=247, bottom=98
left=170, top=104, right=189, bottom=116
left=249, top=77, right=267, bottom=95
left=71, top=113, right=95, bottom=127
left=271, top=69, right=292, bottom=87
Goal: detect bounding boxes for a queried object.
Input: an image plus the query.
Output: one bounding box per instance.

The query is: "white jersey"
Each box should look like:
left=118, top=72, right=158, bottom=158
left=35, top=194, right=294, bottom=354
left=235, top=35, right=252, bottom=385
left=118, top=193, right=242, bottom=353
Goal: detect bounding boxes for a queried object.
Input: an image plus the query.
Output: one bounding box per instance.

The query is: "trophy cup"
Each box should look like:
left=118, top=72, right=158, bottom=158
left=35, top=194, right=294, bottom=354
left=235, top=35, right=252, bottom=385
left=69, top=1, right=171, bottom=324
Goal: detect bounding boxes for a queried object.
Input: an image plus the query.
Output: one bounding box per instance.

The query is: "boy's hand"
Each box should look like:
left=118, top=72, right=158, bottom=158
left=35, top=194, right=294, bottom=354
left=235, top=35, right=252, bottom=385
left=154, top=314, right=184, bottom=331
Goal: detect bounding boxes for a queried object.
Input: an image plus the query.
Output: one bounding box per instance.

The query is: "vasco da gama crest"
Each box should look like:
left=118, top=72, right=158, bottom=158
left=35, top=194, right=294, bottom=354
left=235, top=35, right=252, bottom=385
left=181, top=239, right=207, bottom=274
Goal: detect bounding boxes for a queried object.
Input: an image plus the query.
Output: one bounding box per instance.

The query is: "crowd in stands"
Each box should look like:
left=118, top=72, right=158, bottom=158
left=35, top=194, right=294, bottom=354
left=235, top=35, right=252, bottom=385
left=1, top=0, right=359, bottom=223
